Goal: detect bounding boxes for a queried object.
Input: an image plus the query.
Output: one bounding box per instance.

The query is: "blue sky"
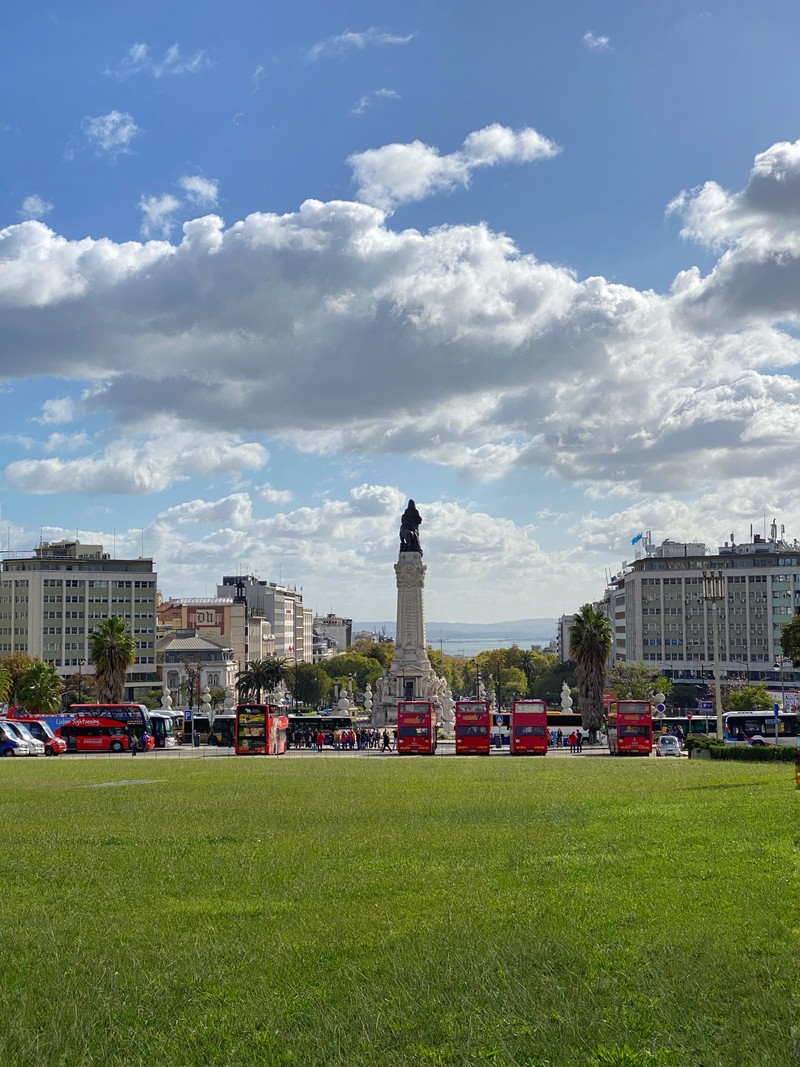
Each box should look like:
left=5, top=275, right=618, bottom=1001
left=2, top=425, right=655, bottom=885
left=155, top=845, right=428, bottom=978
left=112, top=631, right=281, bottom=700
left=3, top=1, right=800, bottom=622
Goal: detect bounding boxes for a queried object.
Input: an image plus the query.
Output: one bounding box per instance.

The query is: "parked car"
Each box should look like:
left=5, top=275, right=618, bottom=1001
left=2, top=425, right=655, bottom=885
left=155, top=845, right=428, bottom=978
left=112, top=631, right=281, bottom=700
left=656, top=734, right=681, bottom=757
left=1, top=719, right=45, bottom=756
left=0, top=720, right=35, bottom=756
left=14, top=718, right=67, bottom=756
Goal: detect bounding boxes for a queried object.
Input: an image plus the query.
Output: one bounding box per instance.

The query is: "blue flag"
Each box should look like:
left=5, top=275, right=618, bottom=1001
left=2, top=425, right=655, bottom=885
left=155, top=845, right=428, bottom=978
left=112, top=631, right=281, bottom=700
left=631, top=532, right=643, bottom=545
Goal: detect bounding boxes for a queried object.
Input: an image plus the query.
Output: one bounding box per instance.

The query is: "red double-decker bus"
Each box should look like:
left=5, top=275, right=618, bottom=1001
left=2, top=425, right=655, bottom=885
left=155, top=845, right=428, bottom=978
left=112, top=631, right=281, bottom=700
left=397, top=701, right=437, bottom=754
left=510, top=700, right=549, bottom=755
left=607, top=700, right=653, bottom=756
left=234, top=705, right=289, bottom=755
left=455, top=700, right=490, bottom=755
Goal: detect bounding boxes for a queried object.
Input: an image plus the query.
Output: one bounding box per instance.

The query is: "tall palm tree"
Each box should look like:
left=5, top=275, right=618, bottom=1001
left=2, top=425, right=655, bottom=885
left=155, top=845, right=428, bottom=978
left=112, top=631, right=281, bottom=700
left=570, top=604, right=612, bottom=739
left=88, top=616, right=136, bottom=703
left=236, top=658, right=288, bottom=702
left=16, top=661, right=63, bottom=714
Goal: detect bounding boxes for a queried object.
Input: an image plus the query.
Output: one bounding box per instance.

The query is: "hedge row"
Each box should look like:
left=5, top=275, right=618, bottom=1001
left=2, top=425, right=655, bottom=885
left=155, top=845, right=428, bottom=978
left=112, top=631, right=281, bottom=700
left=685, top=735, right=797, bottom=761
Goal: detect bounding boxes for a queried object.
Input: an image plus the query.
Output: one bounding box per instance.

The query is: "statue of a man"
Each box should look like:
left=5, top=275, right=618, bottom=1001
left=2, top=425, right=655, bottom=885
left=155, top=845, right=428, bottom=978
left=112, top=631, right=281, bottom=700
left=399, top=499, right=422, bottom=554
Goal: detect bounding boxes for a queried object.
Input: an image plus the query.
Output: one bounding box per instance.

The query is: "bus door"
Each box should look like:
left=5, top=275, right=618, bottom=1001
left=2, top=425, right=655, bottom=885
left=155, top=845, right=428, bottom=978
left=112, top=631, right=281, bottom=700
left=397, top=701, right=436, bottom=754
left=510, top=700, right=549, bottom=755
left=455, top=701, right=490, bottom=755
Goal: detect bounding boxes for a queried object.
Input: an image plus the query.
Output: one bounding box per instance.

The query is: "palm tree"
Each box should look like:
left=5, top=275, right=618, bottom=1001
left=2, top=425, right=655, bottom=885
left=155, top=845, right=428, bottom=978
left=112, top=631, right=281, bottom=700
left=236, top=658, right=288, bottom=703
left=88, top=616, right=136, bottom=703
left=570, top=604, right=612, bottom=740
left=0, top=663, right=13, bottom=703
left=16, top=661, right=64, bottom=714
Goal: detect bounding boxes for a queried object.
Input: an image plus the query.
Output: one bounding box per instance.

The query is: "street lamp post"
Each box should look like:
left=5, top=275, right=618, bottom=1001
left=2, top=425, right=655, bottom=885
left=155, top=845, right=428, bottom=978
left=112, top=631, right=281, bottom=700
left=773, top=656, right=786, bottom=745
left=702, top=568, right=725, bottom=740
left=77, top=659, right=85, bottom=704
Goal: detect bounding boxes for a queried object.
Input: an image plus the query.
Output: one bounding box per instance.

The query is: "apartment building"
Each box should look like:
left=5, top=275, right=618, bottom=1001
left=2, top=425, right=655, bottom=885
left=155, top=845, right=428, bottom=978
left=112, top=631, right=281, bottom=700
left=614, top=533, right=800, bottom=683
left=313, top=613, right=352, bottom=654
left=217, top=575, right=312, bottom=662
left=0, top=540, right=158, bottom=699
left=157, top=595, right=275, bottom=669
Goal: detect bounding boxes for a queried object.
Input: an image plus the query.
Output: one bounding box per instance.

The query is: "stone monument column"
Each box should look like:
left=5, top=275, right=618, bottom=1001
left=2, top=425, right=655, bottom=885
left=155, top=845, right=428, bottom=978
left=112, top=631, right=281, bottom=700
left=373, top=498, right=441, bottom=726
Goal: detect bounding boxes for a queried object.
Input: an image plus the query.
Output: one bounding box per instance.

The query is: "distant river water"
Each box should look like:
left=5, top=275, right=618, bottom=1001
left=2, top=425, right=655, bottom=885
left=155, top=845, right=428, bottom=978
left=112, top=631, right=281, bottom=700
left=431, top=638, right=551, bottom=657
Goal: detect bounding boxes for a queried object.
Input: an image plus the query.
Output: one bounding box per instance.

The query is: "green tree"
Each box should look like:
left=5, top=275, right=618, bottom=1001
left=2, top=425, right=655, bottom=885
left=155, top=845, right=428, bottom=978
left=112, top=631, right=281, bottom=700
left=570, top=604, right=612, bottom=737
left=780, top=616, right=800, bottom=666
left=606, top=661, right=672, bottom=702
left=726, top=683, right=773, bottom=710
left=347, top=639, right=395, bottom=668
left=530, top=661, right=576, bottom=705
left=320, top=653, right=383, bottom=692
left=88, top=616, right=136, bottom=703
left=16, top=661, right=64, bottom=714
left=289, top=663, right=332, bottom=707
left=0, top=652, right=35, bottom=704
left=237, top=657, right=288, bottom=702
left=0, top=663, right=11, bottom=703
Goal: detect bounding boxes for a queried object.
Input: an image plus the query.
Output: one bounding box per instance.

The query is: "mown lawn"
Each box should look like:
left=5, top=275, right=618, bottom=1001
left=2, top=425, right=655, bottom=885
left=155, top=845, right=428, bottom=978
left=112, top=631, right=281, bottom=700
left=0, top=756, right=797, bottom=1066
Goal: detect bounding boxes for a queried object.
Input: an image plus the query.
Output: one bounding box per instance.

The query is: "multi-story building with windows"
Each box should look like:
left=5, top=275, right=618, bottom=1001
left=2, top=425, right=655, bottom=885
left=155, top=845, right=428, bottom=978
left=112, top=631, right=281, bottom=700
left=157, top=594, right=275, bottom=670
left=612, top=532, right=799, bottom=684
left=313, top=613, right=352, bottom=654
left=158, top=630, right=237, bottom=702
left=216, top=576, right=312, bottom=662
left=0, top=540, right=158, bottom=699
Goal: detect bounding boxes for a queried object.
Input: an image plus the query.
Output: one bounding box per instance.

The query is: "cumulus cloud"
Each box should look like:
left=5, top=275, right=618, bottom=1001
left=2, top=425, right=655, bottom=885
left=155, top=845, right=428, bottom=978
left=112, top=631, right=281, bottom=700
left=5, top=430, right=268, bottom=495
left=258, top=483, right=294, bottom=505
left=2, top=137, right=800, bottom=509
left=36, top=397, right=76, bottom=425
left=138, top=176, right=219, bottom=236
left=81, top=111, right=139, bottom=159
left=139, top=193, right=181, bottom=237
left=583, top=31, right=611, bottom=50
left=351, top=88, right=399, bottom=117
left=108, top=42, right=209, bottom=79
left=18, top=194, right=53, bottom=220
left=349, top=123, right=561, bottom=209
left=307, top=27, right=413, bottom=61
left=178, top=175, right=219, bottom=206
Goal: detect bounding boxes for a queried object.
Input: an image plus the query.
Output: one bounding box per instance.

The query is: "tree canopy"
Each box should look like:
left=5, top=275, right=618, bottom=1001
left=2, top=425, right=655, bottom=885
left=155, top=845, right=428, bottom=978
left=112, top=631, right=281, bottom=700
left=606, top=661, right=672, bottom=702
left=780, top=616, right=800, bottom=667
left=726, top=683, right=773, bottom=710
left=16, top=661, right=64, bottom=714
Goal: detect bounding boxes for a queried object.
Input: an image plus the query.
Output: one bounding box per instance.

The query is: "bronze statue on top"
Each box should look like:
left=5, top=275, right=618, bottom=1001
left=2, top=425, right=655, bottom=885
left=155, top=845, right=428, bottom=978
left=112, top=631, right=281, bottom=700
left=399, top=499, right=422, bottom=555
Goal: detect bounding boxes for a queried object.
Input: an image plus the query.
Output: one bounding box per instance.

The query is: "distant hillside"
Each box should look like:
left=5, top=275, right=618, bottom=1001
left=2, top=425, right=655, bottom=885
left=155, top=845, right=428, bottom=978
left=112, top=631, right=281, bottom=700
left=354, top=619, right=557, bottom=645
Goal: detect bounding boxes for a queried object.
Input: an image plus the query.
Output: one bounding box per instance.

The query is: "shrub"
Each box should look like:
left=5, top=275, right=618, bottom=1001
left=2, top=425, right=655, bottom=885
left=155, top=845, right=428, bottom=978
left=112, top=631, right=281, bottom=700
left=685, top=734, right=796, bottom=761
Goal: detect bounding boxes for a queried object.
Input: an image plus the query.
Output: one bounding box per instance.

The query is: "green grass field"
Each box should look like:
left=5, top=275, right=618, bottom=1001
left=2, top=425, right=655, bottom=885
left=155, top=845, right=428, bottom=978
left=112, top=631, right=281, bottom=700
left=0, top=756, right=797, bottom=1067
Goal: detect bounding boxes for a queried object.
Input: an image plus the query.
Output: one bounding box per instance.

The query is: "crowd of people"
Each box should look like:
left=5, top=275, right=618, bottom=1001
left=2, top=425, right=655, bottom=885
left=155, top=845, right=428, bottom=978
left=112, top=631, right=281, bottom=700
left=549, top=728, right=583, bottom=753
left=289, top=726, right=395, bottom=752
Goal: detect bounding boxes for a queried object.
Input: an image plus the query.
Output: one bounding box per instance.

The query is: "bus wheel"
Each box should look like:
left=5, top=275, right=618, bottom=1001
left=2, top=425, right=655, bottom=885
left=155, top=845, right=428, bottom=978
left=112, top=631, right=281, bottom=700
left=110, top=741, right=124, bottom=753
left=45, top=746, right=56, bottom=756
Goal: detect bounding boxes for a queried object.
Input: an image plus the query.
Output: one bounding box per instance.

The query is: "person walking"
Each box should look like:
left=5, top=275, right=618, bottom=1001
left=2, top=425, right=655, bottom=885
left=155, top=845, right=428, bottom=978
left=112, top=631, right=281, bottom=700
left=575, top=729, right=583, bottom=753
left=316, top=729, right=325, bottom=753
left=568, top=730, right=577, bottom=753
left=381, top=729, right=391, bottom=753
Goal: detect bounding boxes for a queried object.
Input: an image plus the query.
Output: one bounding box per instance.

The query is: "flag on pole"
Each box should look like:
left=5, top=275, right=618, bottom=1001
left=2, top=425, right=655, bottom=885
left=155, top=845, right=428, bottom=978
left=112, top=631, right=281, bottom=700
left=631, top=532, right=643, bottom=545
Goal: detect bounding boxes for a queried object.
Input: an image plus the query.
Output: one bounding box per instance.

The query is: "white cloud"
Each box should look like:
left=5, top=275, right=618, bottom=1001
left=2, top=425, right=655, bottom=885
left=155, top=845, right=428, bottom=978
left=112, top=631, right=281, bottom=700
left=139, top=193, right=181, bottom=237
left=5, top=430, right=268, bottom=495
left=81, top=111, right=139, bottom=159
left=178, top=176, right=219, bottom=207
left=3, top=138, right=800, bottom=509
left=18, top=194, right=53, bottom=220
left=583, top=31, right=611, bottom=51
left=109, top=42, right=209, bottom=79
left=350, top=88, right=400, bottom=117
left=307, top=27, right=414, bottom=61
left=349, top=123, right=561, bottom=209
left=258, top=484, right=294, bottom=505
left=44, top=431, right=89, bottom=453
left=37, top=397, right=76, bottom=425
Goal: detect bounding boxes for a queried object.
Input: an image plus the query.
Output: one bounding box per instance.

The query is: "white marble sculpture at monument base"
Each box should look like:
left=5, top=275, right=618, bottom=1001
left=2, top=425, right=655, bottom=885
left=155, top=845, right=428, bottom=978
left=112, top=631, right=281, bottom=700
left=372, top=500, right=444, bottom=727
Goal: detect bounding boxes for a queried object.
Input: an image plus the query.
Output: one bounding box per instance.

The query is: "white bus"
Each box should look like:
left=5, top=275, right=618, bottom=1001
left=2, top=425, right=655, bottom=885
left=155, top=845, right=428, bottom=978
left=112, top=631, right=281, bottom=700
left=723, top=711, right=799, bottom=747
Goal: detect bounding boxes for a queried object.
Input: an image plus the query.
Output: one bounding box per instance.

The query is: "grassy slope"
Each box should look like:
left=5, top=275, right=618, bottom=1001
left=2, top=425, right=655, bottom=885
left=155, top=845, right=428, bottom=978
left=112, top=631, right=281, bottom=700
left=0, top=757, right=797, bottom=1067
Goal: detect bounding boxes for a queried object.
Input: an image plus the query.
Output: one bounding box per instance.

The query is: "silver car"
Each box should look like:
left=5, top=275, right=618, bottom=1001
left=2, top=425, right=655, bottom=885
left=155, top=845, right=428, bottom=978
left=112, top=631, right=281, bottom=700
left=656, top=734, right=681, bottom=757
left=0, top=719, right=45, bottom=756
